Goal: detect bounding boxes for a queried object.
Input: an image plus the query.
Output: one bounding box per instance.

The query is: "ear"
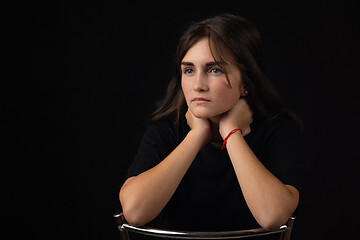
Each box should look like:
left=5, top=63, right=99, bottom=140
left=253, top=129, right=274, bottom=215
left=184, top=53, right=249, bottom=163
left=240, top=86, right=248, bottom=97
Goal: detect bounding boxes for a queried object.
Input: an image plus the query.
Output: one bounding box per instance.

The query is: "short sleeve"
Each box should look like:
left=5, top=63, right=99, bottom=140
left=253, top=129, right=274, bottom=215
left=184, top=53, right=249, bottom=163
left=126, top=119, right=178, bottom=179
left=262, top=118, right=304, bottom=193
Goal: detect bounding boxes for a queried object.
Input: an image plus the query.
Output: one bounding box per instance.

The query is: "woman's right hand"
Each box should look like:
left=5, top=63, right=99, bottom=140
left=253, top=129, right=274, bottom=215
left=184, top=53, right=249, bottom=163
left=121, top=109, right=212, bottom=227
left=185, top=109, right=211, bottom=146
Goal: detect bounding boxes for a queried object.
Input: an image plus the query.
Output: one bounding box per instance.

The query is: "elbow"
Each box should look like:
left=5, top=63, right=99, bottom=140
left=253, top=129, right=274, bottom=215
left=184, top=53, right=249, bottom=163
left=121, top=207, right=146, bottom=227
left=256, top=211, right=292, bottom=231
left=119, top=186, right=147, bottom=227
left=121, top=196, right=146, bottom=227
left=258, top=188, right=299, bottom=231
left=259, top=218, right=285, bottom=231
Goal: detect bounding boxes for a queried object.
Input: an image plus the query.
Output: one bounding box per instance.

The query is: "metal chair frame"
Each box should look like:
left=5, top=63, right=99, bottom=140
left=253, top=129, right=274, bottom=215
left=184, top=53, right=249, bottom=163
left=114, top=212, right=295, bottom=240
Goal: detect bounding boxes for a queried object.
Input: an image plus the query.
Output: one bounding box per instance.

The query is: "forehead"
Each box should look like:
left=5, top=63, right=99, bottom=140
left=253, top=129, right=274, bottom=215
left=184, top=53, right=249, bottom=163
left=182, top=38, right=214, bottom=63
left=182, top=37, right=234, bottom=66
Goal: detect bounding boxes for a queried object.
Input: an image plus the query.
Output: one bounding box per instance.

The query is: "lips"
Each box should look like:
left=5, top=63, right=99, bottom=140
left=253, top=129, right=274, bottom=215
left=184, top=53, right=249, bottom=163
left=192, top=97, right=210, bottom=103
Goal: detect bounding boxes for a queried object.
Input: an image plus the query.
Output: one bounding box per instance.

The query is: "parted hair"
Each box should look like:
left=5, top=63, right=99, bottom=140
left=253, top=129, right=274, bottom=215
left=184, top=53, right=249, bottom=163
left=151, top=13, right=301, bottom=128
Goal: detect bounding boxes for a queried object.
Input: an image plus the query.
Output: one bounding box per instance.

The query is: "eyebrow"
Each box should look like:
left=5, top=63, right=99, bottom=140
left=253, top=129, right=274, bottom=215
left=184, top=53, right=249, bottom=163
left=181, top=61, right=227, bottom=67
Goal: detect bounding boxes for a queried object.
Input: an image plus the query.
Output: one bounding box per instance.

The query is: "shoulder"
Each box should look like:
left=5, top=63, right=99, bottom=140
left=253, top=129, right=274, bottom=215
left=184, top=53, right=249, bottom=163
left=252, top=113, right=302, bottom=138
left=143, top=115, right=177, bottom=143
left=246, top=114, right=303, bottom=157
left=146, top=115, right=176, bottom=134
left=254, top=114, right=304, bottom=162
left=144, top=113, right=189, bottom=145
left=267, top=114, right=303, bottom=142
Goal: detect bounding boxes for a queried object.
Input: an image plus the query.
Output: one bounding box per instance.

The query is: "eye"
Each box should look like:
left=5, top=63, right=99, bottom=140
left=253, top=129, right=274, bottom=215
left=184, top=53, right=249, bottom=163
left=210, top=68, right=223, bottom=74
left=184, top=68, right=194, bottom=75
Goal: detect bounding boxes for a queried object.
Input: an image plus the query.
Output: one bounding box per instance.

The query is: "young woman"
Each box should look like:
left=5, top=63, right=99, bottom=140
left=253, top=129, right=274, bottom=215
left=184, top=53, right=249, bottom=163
left=119, top=13, right=303, bottom=232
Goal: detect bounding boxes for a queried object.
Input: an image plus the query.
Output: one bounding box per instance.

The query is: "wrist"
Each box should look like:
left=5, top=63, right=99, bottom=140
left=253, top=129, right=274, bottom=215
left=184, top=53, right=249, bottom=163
left=221, top=128, right=242, bottom=150
left=188, top=128, right=211, bottom=148
left=220, top=125, right=239, bottom=139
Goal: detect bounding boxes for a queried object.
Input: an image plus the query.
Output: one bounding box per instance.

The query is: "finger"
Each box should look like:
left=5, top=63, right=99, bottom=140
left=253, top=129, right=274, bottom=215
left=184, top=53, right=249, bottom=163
left=185, top=110, right=190, bottom=124
left=242, top=126, right=251, bottom=136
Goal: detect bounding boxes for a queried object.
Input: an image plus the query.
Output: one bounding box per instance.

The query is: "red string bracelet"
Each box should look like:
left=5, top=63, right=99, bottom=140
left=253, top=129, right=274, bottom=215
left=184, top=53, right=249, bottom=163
left=221, top=128, right=242, bottom=150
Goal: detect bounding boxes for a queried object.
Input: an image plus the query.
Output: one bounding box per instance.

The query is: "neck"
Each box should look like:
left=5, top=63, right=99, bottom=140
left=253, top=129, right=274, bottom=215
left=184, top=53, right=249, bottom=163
left=209, top=116, right=222, bottom=147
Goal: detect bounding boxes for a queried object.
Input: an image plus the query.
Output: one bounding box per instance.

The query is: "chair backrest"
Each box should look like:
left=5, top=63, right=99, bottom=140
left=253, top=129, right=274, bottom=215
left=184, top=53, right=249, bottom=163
left=113, top=212, right=296, bottom=240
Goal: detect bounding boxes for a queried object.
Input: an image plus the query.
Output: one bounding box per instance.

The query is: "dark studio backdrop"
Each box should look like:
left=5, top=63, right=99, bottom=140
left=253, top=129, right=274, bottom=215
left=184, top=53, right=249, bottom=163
left=5, top=1, right=360, bottom=239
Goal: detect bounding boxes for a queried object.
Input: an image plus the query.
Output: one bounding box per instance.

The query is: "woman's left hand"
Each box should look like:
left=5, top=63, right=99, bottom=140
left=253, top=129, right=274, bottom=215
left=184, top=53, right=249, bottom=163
left=219, top=98, right=253, bottom=139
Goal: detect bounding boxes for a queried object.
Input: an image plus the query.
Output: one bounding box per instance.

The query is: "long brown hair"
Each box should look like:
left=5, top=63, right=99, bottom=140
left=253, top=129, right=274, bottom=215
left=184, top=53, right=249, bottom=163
left=151, top=13, right=302, bottom=128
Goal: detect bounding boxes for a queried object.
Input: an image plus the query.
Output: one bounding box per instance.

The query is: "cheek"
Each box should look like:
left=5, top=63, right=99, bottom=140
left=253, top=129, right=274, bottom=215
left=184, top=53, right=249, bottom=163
left=213, top=85, right=241, bottom=110
left=213, top=81, right=240, bottom=100
left=223, top=93, right=240, bottom=109
left=181, top=79, right=191, bottom=102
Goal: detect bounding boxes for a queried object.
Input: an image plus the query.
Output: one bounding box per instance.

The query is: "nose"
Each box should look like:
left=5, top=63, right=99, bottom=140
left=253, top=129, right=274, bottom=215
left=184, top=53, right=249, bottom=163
left=193, top=72, right=209, bottom=92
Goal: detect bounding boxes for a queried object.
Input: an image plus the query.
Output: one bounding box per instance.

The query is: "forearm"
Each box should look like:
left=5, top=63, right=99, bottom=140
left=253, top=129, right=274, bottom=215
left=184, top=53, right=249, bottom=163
left=120, top=130, right=205, bottom=226
left=226, top=132, right=299, bottom=230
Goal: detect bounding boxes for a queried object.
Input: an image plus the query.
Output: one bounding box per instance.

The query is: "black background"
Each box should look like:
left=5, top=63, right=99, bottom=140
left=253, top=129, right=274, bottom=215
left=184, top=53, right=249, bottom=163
left=5, top=1, right=360, bottom=239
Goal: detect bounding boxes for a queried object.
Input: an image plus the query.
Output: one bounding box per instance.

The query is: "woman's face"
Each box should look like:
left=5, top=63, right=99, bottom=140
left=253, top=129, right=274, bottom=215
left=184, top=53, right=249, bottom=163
left=181, top=38, right=244, bottom=119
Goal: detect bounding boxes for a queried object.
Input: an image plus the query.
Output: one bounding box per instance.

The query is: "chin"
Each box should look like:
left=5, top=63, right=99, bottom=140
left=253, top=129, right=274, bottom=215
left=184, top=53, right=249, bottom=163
left=191, top=108, right=222, bottom=119
left=193, top=113, right=211, bottom=119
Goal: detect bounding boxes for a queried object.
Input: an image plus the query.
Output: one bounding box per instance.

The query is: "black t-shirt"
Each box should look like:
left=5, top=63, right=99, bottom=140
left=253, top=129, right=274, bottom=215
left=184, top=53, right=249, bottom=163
left=126, top=113, right=303, bottom=232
